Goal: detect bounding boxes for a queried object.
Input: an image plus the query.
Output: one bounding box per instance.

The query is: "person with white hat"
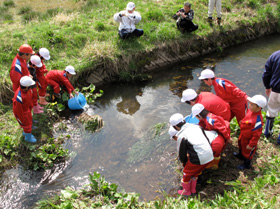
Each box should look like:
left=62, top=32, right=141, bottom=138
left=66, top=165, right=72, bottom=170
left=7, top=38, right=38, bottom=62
left=181, top=88, right=231, bottom=121
left=234, top=95, right=267, bottom=170
left=12, top=76, right=38, bottom=143
left=28, top=55, right=44, bottom=114
left=192, top=103, right=231, bottom=169
left=198, top=68, right=248, bottom=125
left=169, top=113, right=213, bottom=197
left=35, top=48, right=51, bottom=106
left=46, top=66, right=78, bottom=99
left=114, top=2, right=144, bottom=39
left=10, top=44, right=35, bottom=92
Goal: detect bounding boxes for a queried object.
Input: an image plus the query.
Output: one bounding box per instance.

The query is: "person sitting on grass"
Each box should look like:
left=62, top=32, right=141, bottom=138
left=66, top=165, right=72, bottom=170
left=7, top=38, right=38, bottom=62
left=13, top=76, right=38, bottom=143
left=114, top=2, right=144, bottom=39
left=233, top=95, right=267, bottom=170
left=45, top=66, right=78, bottom=99
left=172, top=2, right=198, bottom=33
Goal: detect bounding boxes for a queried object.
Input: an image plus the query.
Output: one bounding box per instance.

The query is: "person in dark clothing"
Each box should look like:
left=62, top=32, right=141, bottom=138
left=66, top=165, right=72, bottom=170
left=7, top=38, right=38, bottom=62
left=172, top=2, right=198, bottom=33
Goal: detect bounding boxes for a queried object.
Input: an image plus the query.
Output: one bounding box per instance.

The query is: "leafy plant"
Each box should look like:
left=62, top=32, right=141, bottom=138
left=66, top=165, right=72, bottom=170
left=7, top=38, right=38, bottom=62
left=80, top=84, right=103, bottom=104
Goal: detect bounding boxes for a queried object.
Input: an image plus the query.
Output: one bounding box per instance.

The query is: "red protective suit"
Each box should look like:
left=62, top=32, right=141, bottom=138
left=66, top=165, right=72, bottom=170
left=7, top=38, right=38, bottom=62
left=199, top=113, right=231, bottom=142
left=212, top=78, right=248, bottom=123
left=183, top=160, right=210, bottom=182
left=36, top=62, right=48, bottom=96
left=238, top=109, right=263, bottom=160
left=195, top=92, right=231, bottom=121
left=46, top=70, right=74, bottom=94
left=10, top=54, right=30, bottom=92
left=13, top=88, right=33, bottom=133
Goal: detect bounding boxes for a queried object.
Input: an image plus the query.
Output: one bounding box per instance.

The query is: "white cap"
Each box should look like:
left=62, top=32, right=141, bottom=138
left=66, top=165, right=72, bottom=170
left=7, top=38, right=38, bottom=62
left=126, top=2, right=135, bottom=11
left=65, top=65, right=76, bottom=75
left=30, top=55, right=42, bottom=67
left=247, top=95, right=267, bottom=108
left=192, top=103, right=205, bottom=118
left=169, top=113, right=184, bottom=126
left=168, top=126, right=178, bottom=139
left=20, top=76, right=35, bottom=87
left=198, top=69, right=215, bottom=80
left=181, top=89, right=197, bottom=102
left=39, top=48, right=50, bottom=60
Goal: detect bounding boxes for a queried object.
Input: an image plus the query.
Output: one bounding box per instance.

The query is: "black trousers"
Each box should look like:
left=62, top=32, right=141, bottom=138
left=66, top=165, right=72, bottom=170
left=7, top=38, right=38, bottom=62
left=118, top=29, right=144, bottom=39
left=177, top=20, right=198, bottom=32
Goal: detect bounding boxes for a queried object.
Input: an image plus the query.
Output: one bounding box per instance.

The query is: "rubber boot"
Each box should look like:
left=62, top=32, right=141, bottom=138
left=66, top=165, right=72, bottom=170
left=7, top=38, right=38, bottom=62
left=23, top=131, right=37, bottom=143
left=211, top=156, right=221, bottom=170
left=190, top=177, right=198, bottom=195
left=33, top=104, right=44, bottom=114
left=217, top=17, right=221, bottom=25
left=206, top=159, right=214, bottom=169
left=178, top=180, right=191, bottom=197
left=39, top=96, right=49, bottom=105
left=233, top=150, right=244, bottom=160
left=264, top=116, right=274, bottom=138
left=237, top=158, right=251, bottom=170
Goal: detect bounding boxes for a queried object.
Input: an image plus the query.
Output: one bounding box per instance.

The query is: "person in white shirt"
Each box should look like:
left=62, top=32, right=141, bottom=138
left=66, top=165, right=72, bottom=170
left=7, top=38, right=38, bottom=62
left=114, top=2, right=144, bottom=39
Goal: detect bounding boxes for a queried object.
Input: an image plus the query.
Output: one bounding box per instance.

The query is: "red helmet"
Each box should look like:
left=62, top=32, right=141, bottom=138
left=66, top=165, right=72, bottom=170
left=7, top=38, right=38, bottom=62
left=19, top=44, right=35, bottom=54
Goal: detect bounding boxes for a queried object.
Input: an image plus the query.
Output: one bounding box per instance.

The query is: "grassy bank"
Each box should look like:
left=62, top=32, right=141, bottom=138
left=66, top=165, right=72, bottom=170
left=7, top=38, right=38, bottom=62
left=0, top=0, right=279, bottom=103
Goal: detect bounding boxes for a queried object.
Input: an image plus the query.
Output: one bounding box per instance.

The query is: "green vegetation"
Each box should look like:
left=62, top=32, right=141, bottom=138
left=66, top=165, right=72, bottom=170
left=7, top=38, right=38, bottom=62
left=0, top=0, right=279, bottom=103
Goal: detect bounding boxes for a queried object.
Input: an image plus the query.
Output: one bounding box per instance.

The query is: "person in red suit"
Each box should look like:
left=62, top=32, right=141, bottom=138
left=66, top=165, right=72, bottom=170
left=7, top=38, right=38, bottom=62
left=233, top=95, right=267, bottom=170
left=46, top=66, right=78, bottom=98
left=36, top=48, right=51, bottom=105
left=181, top=88, right=231, bottom=121
left=13, top=76, right=38, bottom=143
left=192, top=103, right=231, bottom=169
left=199, top=69, right=249, bottom=124
left=10, top=44, right=34, bottom=92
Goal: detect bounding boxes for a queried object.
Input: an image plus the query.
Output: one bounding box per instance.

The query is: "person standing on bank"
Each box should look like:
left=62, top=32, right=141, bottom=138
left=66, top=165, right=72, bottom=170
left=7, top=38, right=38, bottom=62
left=262, top=50, right=280, bottom=144
left=172, top=2, right=198, bottom=33
left=169, top=113, right=213, bottom=197
left=36, top=48, right=51, bottom=106
left=233, top=95, right=267, bottom=170
left=208, top=0, right=222, bottom=25
left=13, top=76, right=38, bottom=143
left=114, top=2, right=144, bottom=39
left=198, top=69, right=248, bottom=125
left=10, top=44, right=34, bottom=92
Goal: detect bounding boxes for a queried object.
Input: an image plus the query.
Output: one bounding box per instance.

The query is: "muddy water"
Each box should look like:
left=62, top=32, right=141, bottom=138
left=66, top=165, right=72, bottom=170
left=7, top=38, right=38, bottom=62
left=1, top=34, right=280, bottom=208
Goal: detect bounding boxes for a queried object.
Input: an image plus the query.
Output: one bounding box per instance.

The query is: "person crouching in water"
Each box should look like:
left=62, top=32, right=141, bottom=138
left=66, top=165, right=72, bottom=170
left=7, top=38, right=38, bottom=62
left=13, top=76, right=38, bottom=143
left=192, top=103, right=231, bottom=170
left=172, top=2, right=198, bottom=33
left=169, top=113, right=213, bottom=197
left=46, top=66, right=78, bottom=99
left=233, top=95, right=267, bottom=170
left=114, top=2, right=144, bottom=39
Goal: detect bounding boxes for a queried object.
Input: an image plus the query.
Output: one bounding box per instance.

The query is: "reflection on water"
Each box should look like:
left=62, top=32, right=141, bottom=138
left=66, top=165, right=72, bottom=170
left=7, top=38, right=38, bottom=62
left=1, top=34, right=280, bottom=208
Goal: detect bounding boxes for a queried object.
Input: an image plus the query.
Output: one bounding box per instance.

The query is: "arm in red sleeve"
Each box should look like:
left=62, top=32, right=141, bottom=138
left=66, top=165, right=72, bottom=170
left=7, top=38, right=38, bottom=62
left=60, top=76, right=75, bottom=94
left=224, top=81, right=248, bottom=100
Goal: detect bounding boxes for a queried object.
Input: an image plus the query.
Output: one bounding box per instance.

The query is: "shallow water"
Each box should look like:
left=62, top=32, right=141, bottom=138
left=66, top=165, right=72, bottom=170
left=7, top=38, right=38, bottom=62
left=1, top=34, right=280, bottom=208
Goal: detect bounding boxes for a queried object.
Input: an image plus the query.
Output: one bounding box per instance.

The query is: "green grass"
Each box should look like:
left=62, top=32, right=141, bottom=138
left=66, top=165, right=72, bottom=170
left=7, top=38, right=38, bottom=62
left=0, top=0, right=279, bottom=101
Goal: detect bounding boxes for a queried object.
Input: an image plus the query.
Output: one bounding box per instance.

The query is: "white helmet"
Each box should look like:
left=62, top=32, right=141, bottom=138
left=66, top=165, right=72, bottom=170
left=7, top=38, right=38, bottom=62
left=20, top=76, right=35, bottom=87
left=198, top=69, right=215, bottom=80
left=168, top=126, right=178, bottom=139
left=181, top=89, right=197, bottom=102
left=65, top=65, right=76, bottom=75
left=39, top=48, right=50, bottom=60
left=169, top=113, right=184, bottom=126
left=191, top=103, right=205, bottom=118
left=30, top=55, right=42, bottom=67
left=247, top=95, right=267, bottom=109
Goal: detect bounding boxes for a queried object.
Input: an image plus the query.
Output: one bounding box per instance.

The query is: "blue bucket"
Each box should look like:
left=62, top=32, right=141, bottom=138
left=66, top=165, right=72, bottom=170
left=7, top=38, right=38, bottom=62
left=68, top=93, right=87, bottom=110
left=185, top=114, right=199, bottom=125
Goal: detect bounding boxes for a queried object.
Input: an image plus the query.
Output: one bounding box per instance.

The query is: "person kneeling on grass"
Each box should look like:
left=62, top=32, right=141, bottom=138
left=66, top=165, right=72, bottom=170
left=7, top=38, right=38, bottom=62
left=233, top=95, right=267, bottom=170
left=13, top=76, right=38, bottom=143
left=114, top=2, right=143, bottom=39
left=172, top=2, right=198, bottom=33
